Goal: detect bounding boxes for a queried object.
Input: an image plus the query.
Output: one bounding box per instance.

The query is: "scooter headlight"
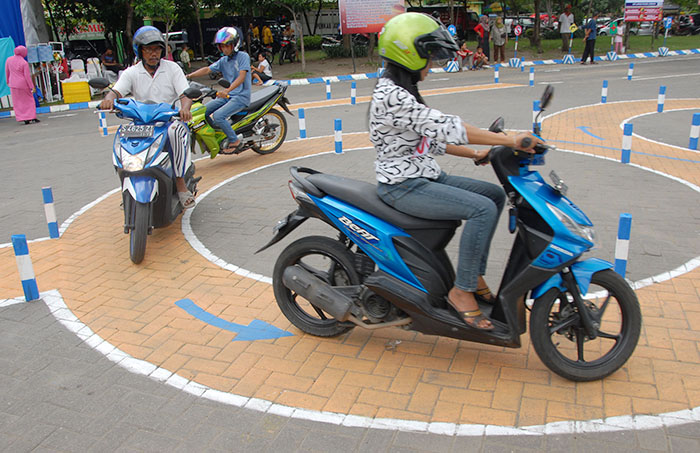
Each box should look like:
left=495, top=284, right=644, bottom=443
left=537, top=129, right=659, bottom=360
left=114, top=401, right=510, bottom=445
left=122, top=152, right=145, bottom=172
left=547, top=203, right=596, bottom=245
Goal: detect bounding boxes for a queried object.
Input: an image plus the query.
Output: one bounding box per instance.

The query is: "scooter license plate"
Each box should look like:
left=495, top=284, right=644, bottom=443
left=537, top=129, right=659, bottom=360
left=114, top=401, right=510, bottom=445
left=120, top=124, right=154, bottom=138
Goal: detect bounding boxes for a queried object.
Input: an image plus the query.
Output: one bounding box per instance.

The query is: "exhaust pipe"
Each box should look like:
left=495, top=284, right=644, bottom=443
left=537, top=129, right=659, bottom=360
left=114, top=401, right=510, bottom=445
left=282, top=265, right=353, bottom=321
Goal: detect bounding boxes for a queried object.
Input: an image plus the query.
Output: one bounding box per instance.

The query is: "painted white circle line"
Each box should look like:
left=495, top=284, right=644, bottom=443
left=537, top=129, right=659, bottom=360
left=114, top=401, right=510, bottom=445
left=3, top=288, right=697, bottom=437
left=182, top=142, right=700, bottom=292
left=618, top=107, right=700, bottom=155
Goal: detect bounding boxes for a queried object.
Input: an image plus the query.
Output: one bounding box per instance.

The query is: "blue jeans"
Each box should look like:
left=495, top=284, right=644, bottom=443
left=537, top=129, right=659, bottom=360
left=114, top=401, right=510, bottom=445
left=205, top=96, right=249, bottom=142
left=377, top=172, right=505, bottom=292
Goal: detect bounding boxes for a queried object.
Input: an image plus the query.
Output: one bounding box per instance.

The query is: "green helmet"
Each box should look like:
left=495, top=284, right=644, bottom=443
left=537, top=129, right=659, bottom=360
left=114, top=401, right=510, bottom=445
left=378, top=12, right=458, bottom=72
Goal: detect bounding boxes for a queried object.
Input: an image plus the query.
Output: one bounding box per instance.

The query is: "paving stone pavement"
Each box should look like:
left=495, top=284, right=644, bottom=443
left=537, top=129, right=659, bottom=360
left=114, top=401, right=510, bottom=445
left=1, top=62, right=700, bottom=451
left=2, top=299, right=700, bottom=452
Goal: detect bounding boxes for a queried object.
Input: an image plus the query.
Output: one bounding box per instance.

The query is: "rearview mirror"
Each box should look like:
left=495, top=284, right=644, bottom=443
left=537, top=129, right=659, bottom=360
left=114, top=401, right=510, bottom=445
left=488, top=117, right=505, bottom=133
left=217, top=78, right=231, bottom=89
left=540, top=85, right=554, bottom=109
left=183, top=87, right=202, bottom=99
left=88, top=77, right=110, bottom=90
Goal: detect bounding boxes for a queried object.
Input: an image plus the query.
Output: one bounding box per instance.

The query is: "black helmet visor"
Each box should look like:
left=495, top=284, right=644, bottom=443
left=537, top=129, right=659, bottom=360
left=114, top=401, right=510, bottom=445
left=414, top=26, right=458, bottom=66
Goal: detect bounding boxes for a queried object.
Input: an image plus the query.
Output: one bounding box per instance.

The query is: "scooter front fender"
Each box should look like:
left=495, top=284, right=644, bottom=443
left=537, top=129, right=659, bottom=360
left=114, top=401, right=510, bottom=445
left=531, top=258, right=613, bottom=299
left=123, top=176, right=159, bottom=203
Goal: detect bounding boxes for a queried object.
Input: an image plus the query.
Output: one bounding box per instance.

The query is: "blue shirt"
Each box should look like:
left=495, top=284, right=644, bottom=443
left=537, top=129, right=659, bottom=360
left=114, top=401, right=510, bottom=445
left=585, top=18, right=597, bottom=40
left=209, top=51, right=251, bottom=103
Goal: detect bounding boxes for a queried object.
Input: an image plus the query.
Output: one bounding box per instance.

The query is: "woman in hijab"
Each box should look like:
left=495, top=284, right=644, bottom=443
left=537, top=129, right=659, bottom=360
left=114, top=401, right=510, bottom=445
left=473, top=15, right=491, bottom=63
left=5, top=46, right=39, bottom=125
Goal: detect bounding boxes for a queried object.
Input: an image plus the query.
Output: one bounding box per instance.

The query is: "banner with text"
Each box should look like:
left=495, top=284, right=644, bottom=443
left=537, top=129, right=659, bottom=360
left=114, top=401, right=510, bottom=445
left=624, top=1, right=664, bottom=22
left=338, top=0, right=405, bottom=34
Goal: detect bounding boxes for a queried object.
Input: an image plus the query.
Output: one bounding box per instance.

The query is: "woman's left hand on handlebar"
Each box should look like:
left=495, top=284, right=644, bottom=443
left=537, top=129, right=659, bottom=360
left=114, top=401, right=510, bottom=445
left=513, top=133, right=543, bottom=153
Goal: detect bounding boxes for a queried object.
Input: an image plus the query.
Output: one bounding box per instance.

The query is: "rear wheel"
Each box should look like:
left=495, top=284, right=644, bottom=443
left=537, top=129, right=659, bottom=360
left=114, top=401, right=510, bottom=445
left=253, top=108, right=287, bottom=154
left=273, top=236, right=359, bottom=337
left=529, top=269, right=641, bottom=381
left=130, top=201, right=149, bottom=264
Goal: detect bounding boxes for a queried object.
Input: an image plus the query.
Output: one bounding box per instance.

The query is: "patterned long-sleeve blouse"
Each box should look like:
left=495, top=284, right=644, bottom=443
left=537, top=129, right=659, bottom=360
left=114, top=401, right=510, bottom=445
left=370, top=78, right=469, bottom=184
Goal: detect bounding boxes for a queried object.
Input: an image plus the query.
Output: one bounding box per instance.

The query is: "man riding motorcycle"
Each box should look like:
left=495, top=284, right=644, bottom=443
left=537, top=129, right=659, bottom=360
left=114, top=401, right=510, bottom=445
left=99, top=25, right=196, bottom=208
left=186, top=27, right=251, bottom=154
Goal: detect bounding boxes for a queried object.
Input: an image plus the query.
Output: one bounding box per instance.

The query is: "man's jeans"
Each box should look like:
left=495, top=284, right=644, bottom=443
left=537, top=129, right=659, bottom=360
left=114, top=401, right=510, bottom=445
left=205, top=96, right=249, bottom=143
left=377, top=172, right=505, bottom=292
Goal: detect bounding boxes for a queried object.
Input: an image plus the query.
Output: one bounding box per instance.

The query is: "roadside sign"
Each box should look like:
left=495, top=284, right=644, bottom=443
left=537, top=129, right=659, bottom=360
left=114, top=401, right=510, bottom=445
left=447, top=24, right=456, bottom=36
left=663, top=17, right=672, bottom=29
left=610, top=22, right=618, bottom=34
left=514, top=25, right=522, bottom=36
left=569, top=24, right=578, bottom=33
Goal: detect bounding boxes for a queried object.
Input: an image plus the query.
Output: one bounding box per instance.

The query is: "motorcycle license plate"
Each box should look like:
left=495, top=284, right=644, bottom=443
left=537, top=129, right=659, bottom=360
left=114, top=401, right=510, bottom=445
left=120, top=124, right=154, bottom=138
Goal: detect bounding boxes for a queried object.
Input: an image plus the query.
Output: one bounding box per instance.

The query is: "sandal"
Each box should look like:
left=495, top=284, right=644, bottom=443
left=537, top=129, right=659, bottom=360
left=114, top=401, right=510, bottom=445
left=177, top=191, right=196, bottom=209
left=445, top=297, right=494, bottom=331
left=475, top=287, right=497, bottom=306
left=220, top=140, right=244, bottom=155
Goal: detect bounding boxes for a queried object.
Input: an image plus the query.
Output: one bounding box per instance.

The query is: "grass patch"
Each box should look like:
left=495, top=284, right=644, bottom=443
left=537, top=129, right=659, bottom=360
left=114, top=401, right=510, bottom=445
left=285, top=72, right=316, bottom=79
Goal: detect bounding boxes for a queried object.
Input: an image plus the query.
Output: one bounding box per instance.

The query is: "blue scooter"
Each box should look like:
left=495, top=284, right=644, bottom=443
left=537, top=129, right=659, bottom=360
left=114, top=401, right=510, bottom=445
left=89, top=78, right=202, bottom=264
left=258, top=86, right=641, bottom=381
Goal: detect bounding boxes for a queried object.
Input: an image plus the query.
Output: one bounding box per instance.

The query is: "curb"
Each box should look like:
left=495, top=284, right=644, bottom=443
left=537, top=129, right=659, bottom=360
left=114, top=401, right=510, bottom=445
left=1, top=48, right=698, bottom=119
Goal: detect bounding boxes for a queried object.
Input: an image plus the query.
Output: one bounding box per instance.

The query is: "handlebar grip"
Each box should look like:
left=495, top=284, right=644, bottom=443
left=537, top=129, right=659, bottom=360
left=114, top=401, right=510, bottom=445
left=474, top=152, right=491, bottom=166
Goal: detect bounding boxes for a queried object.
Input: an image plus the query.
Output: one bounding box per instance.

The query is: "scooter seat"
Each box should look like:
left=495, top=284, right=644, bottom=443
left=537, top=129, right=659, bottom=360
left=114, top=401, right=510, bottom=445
left=248, top=86, right=281, bottom=112
left=306, top=173, right=460, bottom=231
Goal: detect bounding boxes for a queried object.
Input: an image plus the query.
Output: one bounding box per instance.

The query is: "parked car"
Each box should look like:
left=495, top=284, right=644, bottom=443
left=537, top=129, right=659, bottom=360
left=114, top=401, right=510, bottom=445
left=597, top=18, right=643, bottom=36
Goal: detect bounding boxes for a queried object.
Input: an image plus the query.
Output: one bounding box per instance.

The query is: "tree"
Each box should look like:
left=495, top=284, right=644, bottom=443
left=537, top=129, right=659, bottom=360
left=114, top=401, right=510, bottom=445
left=134, top=0, right=178, bottom=51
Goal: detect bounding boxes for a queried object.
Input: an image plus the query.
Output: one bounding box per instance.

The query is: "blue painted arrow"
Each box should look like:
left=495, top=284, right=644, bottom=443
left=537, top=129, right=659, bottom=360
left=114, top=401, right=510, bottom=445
left=576, top=126, right=605, bottom=141
left=175, top=299, right=294, bottom=342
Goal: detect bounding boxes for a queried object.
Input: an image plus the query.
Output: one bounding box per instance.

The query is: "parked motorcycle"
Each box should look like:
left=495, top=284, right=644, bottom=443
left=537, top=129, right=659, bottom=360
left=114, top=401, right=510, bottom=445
left=88, top=77, right=203, bottom=264
left=258, top=86, right=641, bottom=382
left=187, top=79, right=292, bottom=158
left=205, top=55, right=222, bottom=80
left=278, top=37, right=297, bottom=65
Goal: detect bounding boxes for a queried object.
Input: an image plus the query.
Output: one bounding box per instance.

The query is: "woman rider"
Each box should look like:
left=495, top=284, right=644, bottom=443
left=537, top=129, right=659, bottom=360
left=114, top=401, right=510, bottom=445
left=371, top=13, right=541, bottom=330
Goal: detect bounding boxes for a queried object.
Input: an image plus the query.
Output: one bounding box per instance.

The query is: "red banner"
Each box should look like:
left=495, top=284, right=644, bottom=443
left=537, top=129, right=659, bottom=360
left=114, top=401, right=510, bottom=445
left=338, top=0, right=405, bottom=34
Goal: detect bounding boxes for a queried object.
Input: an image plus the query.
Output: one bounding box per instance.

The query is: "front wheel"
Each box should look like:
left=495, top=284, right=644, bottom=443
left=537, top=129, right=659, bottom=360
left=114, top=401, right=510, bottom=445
left=252, top=108, right=287, bottom=154
left=272, top=236, right=359, bottom=337
left=529, top=269, right=641, bottom=381
left=130, top=201, right=150, bottom=264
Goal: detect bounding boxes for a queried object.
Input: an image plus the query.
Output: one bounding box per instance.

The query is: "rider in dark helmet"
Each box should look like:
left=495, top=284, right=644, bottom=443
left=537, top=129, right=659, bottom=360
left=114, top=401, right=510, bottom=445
left=99, top=25, right=197, bottom=208
left=371, top=13, right=541, bottom=330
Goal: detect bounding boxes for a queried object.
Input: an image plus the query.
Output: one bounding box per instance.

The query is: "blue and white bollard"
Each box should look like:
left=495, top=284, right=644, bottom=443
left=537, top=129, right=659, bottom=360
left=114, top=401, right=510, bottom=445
left=614, top=213, right=632, bottom=278
left=445, top=58, right=459, bottom=72
left=99, top=112, right=108, bottom=136
left=351, top=81, right=356, bottom=105
left=532, top=100, right=541, bottom=131
left=601, top=80, right=608, bottom=104
left=42, top=187, right=59, bottom=239
left=326, top=80, right=331, bottom=100
left=689, top=113, right=700, bottom=150
left=658, top=46, right=669, bottom=57
left=509, top=57, right=521, bottom=68
left=621, top=123, right=633, bottom=164
left=298, top=108, right=307, bottom=139
left=11, top=234, right=40, bottom=302
left=627, top=63, right=634, bottom=81
left=520, top=58, right=525, bottom=72
left=606, top=51, right=618, bottom=61
left=334, top=119, right=342, bottom=154
left=494, top=64, right=499, bottom=83
left=529, top=67, right=534, bottom=87
left=562, top=54, right=575, bottom=64
left=657, top=85, right=666, bottom=113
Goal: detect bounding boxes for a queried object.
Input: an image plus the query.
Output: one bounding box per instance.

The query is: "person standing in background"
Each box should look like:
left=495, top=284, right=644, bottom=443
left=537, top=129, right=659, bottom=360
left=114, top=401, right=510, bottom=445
left=580, top=12, right=599, bottom=64
left=491, top=16, right=507, bottom=64
left=559, top=5, right=574, bottom=52
left=473, top=15, right=491, bottom=63
left=614, top=21, right=625, bottom=54
left=180, top=44, right=191, bottom=73
left=5, top=45, right=39, bottom=125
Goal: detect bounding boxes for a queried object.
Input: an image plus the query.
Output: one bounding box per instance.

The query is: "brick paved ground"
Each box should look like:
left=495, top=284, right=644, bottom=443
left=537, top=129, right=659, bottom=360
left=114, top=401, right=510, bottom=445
left=1, top=77, right=699, bottom=450
left=1, top=97, right=698, bottom=430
